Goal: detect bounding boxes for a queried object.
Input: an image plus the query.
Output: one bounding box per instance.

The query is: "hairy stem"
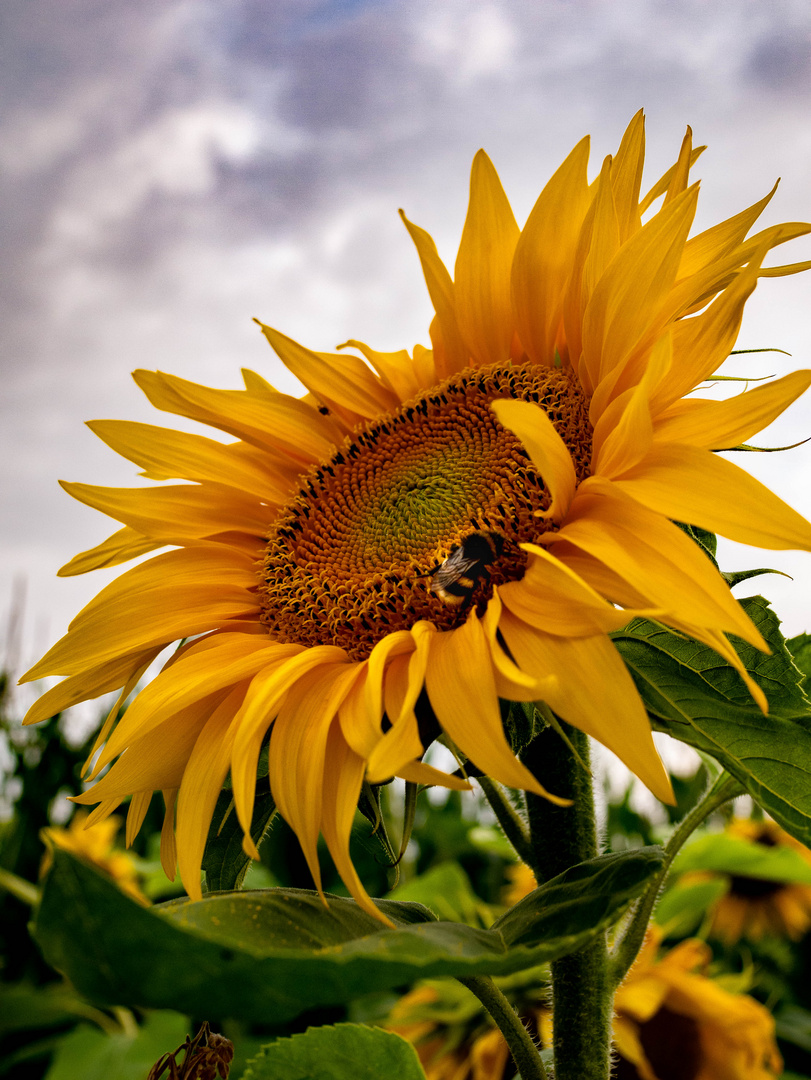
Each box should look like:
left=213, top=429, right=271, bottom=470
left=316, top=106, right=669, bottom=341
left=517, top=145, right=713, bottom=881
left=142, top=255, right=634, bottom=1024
left=609, top=771, right=743, bottom=987
left=478, top=776, right=534, bottom=864
left=523, top=724, right=611, bottom=1080
left=457, top=975, right=548, bottom=1080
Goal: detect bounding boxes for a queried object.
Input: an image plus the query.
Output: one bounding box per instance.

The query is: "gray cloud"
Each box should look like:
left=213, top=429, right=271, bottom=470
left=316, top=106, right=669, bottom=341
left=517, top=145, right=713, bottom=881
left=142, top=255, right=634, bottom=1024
left=4, top=0, right=811, bottom=693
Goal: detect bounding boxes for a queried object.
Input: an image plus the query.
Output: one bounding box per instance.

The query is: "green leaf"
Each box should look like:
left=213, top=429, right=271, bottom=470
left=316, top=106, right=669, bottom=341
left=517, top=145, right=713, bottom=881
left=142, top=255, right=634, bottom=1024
left=33, top=846, right=659, bottom=1024
left=202, top=788, right=277, bottom=893
left=241, top=1024, right=427, bottom=1080
left=389, top=862, right=488, bottom=925
left=722, top=568, right=791, bottom=588
left=654, top=878, right=728, bottom=937
left=43, top=1012, right=189, bottom=1080
left=614, top=596, right=811, bottom=845
left=492, top=847, right=664, bottom=948
left=0, top=983, right=105, bottom=1036
left=671, top=833, right=811, bottom=883
left=788, top=633, right=811, bottom=692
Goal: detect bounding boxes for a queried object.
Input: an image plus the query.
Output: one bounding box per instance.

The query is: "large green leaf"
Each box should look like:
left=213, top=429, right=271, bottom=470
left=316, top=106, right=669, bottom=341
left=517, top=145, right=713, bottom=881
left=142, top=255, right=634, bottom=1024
left=33, top=846, right=660, bottom=1024
left=241, top=1024, right=427, bottom=1080
left=614, top=596, right=811, bottom=845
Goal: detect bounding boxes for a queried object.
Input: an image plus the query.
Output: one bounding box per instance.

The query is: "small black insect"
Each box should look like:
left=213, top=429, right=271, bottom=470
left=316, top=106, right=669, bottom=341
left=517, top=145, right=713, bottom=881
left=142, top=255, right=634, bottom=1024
left=429, top=530, right=505, bottom=608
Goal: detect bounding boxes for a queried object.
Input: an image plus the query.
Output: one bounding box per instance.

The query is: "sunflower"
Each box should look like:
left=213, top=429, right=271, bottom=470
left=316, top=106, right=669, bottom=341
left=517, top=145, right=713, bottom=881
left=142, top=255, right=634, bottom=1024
left=21, top=112, right=811, bottom=916
left=386, top=977, right=550, bottom=1080
left=702, top=818, right=811, bottom=943
left=42, top=810, right=148, bottom=905
left=613, top=928, right=782, bottom=1080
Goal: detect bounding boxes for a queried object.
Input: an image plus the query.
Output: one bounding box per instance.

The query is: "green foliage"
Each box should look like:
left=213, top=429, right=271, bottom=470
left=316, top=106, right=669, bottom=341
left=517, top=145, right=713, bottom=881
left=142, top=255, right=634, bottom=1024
left=654, top=878, right=728, bottom=937
left=614, top=596, right=811, bottom=846
left=390, top=861, right=490, bottom=925
left=671, top=833, right=811, bottom=883
left=241, top=1023, right=427, bottom=1080
left=42, top=1012, right=188, bottom=1080
left=202, top=789, right=277, bottom=893
left=33, top=846, right=660, bottom=1025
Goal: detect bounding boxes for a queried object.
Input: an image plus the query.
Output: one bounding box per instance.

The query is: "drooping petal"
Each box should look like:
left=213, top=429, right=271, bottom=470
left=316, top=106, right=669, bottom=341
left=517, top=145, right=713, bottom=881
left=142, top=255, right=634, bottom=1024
left=491, top=398, right=576, bottom=522
left=176, top=686, right=247, bottom=900
left=418, top=617, right=568, bottom=804
left=230, top=647, right=348, bottom=844
left=268, top=664, right=361, bottom=890
left=497, top=610, right=673, bottom=804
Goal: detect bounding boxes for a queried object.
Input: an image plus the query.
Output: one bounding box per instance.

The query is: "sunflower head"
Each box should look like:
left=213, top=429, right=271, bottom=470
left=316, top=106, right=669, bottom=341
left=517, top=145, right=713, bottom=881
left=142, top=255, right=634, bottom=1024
left=613, top=927, right=782, bottom=1080
left=20, top=111, right=811, bottom=914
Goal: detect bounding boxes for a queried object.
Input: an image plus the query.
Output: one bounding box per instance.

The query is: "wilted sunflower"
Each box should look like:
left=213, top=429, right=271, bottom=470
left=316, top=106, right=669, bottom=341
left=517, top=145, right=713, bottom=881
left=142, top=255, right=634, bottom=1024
left=613, top=928, right=782, bottom=1080
left=21, top=112, right=811, bottom=916
left=703, top=818, right=811, bottom=943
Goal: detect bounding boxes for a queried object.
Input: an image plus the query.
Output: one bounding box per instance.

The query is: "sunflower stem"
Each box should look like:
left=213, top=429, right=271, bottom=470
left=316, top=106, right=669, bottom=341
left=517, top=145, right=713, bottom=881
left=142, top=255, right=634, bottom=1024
left=522, top=723, right=611, bottom=1080
left=609, top=770, right=743, bottom=988
left=477, top=776, right=534, bottom=864
left=457, top=975, right=548, bottom=1080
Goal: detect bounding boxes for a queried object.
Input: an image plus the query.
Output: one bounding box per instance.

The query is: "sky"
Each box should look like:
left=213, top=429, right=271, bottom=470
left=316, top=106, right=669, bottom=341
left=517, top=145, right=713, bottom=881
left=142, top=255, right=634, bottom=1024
left=4, top=0, right=811, bottom=724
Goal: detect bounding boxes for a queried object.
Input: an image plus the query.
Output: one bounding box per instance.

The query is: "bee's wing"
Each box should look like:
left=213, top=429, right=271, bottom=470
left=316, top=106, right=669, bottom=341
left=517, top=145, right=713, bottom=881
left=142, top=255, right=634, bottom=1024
left=430, top=548, right=480, bottom=590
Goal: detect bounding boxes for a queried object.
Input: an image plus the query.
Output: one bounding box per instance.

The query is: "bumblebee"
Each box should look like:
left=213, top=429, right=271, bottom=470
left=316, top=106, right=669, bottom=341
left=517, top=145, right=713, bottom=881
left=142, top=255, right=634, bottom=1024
left=429, top=530, right=505, bottom=607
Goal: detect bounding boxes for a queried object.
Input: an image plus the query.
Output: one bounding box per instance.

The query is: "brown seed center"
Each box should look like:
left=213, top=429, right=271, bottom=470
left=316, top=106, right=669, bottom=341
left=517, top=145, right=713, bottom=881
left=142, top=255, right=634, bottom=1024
left=257, top=361, right=592, bottom=661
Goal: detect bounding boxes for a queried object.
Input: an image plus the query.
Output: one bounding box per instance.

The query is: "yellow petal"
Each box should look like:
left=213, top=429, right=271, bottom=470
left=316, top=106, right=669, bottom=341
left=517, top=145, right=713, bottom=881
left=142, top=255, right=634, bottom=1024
left=581, top=185, right=698, bottom=395
left=321, top=723, right=393, bottom=924
left=511, top=135, right=591, bottom=364
left=126, top=791, right=152, bottom=847
left=72, top=701, right=215, bottom=805
left=21, top=648, right=156, bottom=724
left=679, top=183, right=777, bottom=279
left=340, top=339, right=431, bottom=403
left=612, top=442, right=811, bottom=550
left=653, top=369, right=811, bottom=449
left=230, top=647, right=349, bottom=842
left=566, top=156, right=618, bottom=389
left=547, top=481, right=766, bottom=647
left=399, top=211, right=468, bottom=377
left=24, top=584, right=258, bottom=682
left=453, top=150, right=520, bottom=367
left=258, top=323, right=397, bottom=421
left=649, top=261, right=759, bottom=415
left=397, top=760, right=472, bottom=791
left=662, top=127, right=694, bottom=205
left=491, top=399, right=576, bottom=522
left=499, top=545, right=654, bottom=636
left=133, top=368, right=339, bottom=465
left=269, top=664, right=360, bottom=891
left=365, top=654, right=423, bottom=781
left=498, top=610, right=673, bottom=804
left=97, top=636, right=298, bottom=769
left=176, top=686, right=245, bottom=900
left=58, top=526, right=163, bottom=577
left=87, top=420, right=291, bottom=503
left=160, top=789, right=178, bottom=881
left=418, top=617, right=569, bottom=804
left=639, top=145, right=705, bottom=214
left=60, top=480, right=269, bottom=541
left=611, top=110, right=645, bottom=243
